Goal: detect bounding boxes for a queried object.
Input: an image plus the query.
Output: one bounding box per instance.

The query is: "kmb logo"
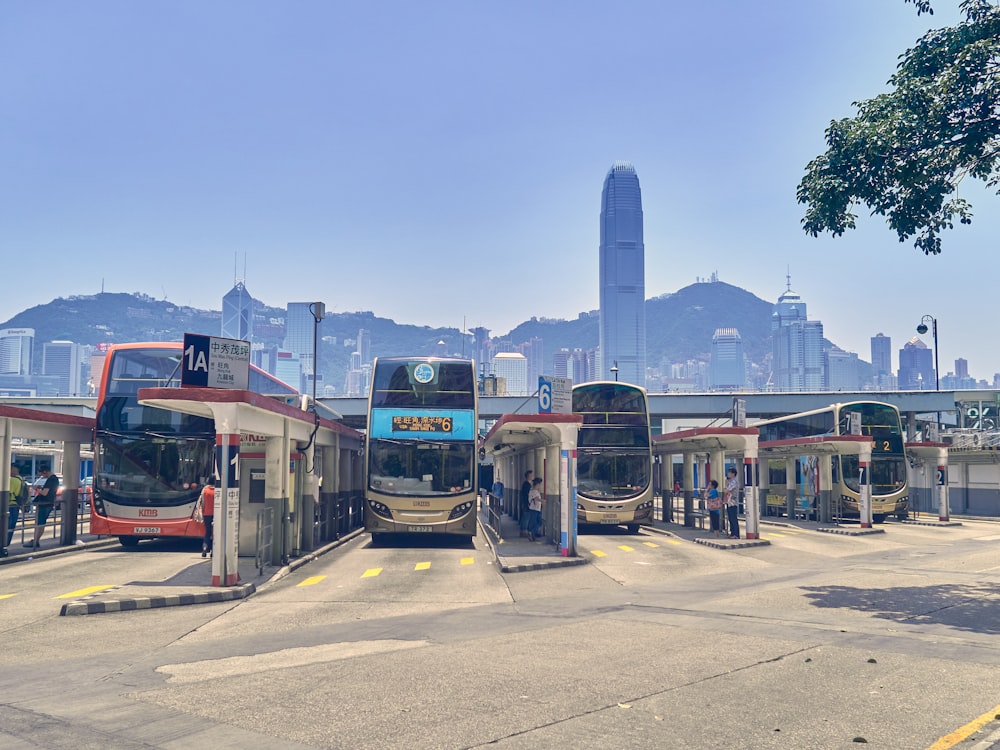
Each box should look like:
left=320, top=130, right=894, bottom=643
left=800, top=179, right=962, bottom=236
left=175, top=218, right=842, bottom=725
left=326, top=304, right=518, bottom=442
left=139, top=509, right=158, bottom=517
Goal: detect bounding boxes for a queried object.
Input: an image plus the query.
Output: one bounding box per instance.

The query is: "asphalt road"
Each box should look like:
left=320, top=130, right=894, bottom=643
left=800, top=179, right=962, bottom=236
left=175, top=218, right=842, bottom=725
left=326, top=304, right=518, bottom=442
left=1, top=521, right=1000, bottom=749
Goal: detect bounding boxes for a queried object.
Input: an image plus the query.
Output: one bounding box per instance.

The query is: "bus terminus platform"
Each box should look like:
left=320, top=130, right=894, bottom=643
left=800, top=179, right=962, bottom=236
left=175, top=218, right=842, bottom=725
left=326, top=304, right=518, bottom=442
left=138, top=386, right=362, bottom=586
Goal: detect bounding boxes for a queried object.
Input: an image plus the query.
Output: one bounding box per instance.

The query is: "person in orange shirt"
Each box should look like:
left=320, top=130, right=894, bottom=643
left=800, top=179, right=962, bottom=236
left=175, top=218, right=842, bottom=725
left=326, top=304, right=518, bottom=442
left=196, top=483, right=215, bottom=558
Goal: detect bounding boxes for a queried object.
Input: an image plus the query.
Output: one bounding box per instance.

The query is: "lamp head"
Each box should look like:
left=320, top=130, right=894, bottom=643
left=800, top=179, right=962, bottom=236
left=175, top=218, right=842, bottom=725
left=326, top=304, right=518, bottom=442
left=916, top=323, right=928, bottom=335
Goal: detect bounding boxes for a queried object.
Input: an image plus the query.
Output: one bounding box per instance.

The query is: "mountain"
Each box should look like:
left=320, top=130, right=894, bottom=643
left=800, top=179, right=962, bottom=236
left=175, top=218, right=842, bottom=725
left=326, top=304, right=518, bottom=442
left=0, top=283, right=832, bottom=392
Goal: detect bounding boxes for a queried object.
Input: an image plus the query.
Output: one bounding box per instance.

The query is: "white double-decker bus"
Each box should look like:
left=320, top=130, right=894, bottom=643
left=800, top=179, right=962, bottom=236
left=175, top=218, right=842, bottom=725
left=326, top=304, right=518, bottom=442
left=572, top=381, right=653, bottom=533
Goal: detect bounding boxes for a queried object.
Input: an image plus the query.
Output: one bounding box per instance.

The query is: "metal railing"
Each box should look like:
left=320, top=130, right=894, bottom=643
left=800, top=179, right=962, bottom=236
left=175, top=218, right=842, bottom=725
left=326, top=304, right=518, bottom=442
left=256, top=507, right=273, bottom=576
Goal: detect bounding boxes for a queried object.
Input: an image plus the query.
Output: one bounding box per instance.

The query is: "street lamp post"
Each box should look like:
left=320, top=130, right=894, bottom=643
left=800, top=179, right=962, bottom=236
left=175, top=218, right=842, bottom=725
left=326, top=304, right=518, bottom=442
left=916, top=314, right=940, bottom=431
left=610, top=361, right=619, bottom=382
left=309, top=301, right=326, bottom=404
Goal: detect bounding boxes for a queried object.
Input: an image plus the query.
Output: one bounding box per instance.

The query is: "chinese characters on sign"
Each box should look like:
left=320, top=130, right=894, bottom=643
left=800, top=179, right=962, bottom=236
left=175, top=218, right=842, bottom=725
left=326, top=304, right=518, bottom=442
left=391, top=416, right=453, bottom=433
left=182, top=333, right=251, bottom=389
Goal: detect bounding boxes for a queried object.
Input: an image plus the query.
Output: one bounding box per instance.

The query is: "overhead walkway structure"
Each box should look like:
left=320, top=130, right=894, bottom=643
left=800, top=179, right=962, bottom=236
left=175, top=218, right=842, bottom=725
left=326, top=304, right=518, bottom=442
left=1, top=404, right=94, bottom=557
left=138, top=387, right=363, bottom=586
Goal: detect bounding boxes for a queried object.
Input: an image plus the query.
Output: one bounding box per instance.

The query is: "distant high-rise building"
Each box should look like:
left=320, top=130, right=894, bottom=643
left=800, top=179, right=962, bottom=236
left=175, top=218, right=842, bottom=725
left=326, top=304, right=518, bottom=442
left=770, top=277, right=824, bottom=391
left=955, top=357, right=969, bottom=380
left=0, top=328, right=34, bottom=375
left=357, top=329, right=371, bottom=365
left=870, top=332, right=893, bottom=389
left=898, top=337, right=935, bottom=389
left=599, top=162, right=646, bottom=387
left=826, top=347, right=862, bottom=390
left=284, top=302, right=320, bottom=388
left=709, top=328, right=746, bottom=390
left=274, top=351, right=302, bottom=392
left=42, top=340, right=85, bottom=396
left=221, top=282, right=255, bottom=341
left=490, top=352, right=528, bottom=396
left=520, top=337, right=544, bottom=391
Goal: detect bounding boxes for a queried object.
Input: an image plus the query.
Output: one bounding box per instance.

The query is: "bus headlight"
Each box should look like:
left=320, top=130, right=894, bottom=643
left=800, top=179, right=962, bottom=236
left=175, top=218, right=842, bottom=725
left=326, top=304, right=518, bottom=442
left=448, top=501, right=473, bottom=520
left=93, top=498, right=105, bottom=516
left=367, top=500, right=394, bottom=520
left=636, top=499, right=654, bottom=510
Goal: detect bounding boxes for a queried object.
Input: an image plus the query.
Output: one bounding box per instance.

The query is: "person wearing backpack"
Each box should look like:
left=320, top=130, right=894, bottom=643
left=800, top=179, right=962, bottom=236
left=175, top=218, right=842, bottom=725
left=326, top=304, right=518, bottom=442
left=7, top=464, right=26, bottom=547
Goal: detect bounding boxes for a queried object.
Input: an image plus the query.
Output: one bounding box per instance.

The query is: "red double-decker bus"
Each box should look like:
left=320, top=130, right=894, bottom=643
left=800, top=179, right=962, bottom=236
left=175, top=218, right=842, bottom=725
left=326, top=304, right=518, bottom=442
left=90, top=342, right=300, bottom=548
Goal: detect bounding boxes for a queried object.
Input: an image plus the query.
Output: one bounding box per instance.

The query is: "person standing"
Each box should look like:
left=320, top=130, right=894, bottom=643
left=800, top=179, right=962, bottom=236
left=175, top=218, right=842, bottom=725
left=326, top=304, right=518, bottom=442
left=725, top=467, right=741, bottom=539
left=7, top=464, right=25, bottom=547
left=196, top=483, right=216, bottom=558
left=519, top=469, right=533, bottom=537
left=27, top=466, right=58, bottom=549
left=527, top=477, right=544, bottom=542
left=705, top=479, right=723, bottom=537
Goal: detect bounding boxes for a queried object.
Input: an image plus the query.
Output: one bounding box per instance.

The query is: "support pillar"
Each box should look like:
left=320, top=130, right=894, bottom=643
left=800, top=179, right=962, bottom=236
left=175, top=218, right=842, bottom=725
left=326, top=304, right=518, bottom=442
left=683, top=453, right=695, bottom=527
left=858, top=444, right=873, bottom=529
left=214, top=432, right=241, bottom=586
left=60, top=442, right=81, bottom=546
left=818, top=454, right=833, bottom=524
left=936, top=447, right=950, bottom=522
left=785, top=457, right=797, bottom=519
left=1, top=419, right=10, bottom=557
left=743, top=441, right=760, bottom=540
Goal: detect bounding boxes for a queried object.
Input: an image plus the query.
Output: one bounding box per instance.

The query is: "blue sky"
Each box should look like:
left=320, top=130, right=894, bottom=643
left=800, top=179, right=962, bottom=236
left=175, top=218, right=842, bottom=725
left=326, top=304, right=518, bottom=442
left=3, top=2, right=995, bottom=379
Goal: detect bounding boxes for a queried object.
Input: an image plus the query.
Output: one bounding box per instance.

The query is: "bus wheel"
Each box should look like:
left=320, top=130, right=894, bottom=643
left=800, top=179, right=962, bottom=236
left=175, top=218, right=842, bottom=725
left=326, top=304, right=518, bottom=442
left=626, top=524, right=640, bottom=534
left=370, top=533, right=384, bottom=547
left=118, top=535, right=141, bottom=548
left=872, top=514, right=887, bottom=524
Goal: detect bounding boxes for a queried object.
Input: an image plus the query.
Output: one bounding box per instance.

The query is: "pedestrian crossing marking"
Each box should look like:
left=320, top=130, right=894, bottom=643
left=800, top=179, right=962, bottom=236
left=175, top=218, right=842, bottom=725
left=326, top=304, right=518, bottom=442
left=643, top=542, right=659, bottom=548
left=361, top=568, right=383, bottom=578
left=297, top=575, right=327, bottom=587
left=590, top=550, right=607, bottom=557
left=618, top=545, right=635, bottom=552
left=415, top=562, right=431, bottom=571
left=460, top=557, right=474, bottom=565
left=55, top=585, right=116, bottom=600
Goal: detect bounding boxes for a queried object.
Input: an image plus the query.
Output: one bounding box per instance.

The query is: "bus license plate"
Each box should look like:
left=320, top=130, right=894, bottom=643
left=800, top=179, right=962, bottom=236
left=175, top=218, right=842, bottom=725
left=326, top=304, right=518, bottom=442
left=600, top=515, right=620, bottom=524
left=133, top=527, right=161, bottom=534
left=406, top=526, right=432, bottom=533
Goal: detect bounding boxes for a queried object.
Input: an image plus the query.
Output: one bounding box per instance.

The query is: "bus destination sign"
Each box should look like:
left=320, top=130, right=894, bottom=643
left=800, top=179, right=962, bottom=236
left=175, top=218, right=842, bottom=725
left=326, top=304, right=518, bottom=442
left=392, top=415, right=452, bottom=433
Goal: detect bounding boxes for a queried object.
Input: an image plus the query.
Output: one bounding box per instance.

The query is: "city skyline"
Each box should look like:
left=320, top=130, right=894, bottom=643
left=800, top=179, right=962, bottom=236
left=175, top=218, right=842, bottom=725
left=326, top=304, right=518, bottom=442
left=3, top=3, right=996, bottom=376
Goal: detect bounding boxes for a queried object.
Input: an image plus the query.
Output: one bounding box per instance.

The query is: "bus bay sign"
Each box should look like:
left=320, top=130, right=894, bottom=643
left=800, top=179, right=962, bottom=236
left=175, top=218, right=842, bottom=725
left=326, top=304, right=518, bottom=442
left=538, top=376, right=572, bottom=414
left=181, top=333, right=250, bottom=389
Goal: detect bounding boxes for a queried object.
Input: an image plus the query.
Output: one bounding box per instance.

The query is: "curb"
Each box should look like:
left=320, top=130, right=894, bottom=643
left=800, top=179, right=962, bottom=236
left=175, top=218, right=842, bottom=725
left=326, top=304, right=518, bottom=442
left=816, top=526, right=886, bottom=536
left=60, top=583, right=256, bottom=616
left=478, top=517, right=588, bottom=573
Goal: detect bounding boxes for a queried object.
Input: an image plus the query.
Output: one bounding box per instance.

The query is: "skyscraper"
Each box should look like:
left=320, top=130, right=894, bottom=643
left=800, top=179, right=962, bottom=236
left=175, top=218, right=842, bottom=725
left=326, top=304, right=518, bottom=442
left=898, top=337, right=935, bottom=390
left=221, top=281, right=254, bottom=342
left=0, top=328, right=34, bottom=375
left=42, top=340, right=85, bottom=396
left=709, top=328, right=746, bottom=390
left=870, top=333, right=893, bottom=389
left=770, top=278, right=824, bottom=391
left=599, top=162, right=646, bottom=387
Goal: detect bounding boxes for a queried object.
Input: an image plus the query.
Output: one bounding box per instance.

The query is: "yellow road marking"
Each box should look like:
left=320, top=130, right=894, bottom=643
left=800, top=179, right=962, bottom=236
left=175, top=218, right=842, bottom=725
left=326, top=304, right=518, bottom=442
left=618, top=545, right=634, bottom=552
left=590, top=550, right=607, bottom=557
left=0, top=594, right=15, bottom=600
left=643, top=542, right=659, bottom=548
left=928, top=703, right=1000, bottom=749
left=460, top=557, right=474, bottom=566
left=361, top=568, right=383, bottom=578
left=768, top=532, right=786, bottom=538
left=55, top=585, right=116, bottom=600
left=296, top=575, right=326, bottom=587
left=415, top=562, right=431, bottom=571
left=665, top=539, right=682, bottom=545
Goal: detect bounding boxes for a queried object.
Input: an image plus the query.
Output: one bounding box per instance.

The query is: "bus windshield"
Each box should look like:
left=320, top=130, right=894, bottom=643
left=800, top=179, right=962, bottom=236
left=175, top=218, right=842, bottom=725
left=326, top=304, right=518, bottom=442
left=577, top=449, right=649, bottom=499
left=96, top=434, right=211, bottom=506
left=368, top=440, right=474, bottom=496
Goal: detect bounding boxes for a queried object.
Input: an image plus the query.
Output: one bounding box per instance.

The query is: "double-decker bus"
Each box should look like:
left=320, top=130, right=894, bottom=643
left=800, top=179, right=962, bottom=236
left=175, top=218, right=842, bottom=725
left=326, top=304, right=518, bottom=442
left=572, top=381, right=653, bottom=533
left=90, top=342, right=300, bottom=547
left=364, top=357, right=478, bottom=542
left=753, top=401, right=909, bottom=523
